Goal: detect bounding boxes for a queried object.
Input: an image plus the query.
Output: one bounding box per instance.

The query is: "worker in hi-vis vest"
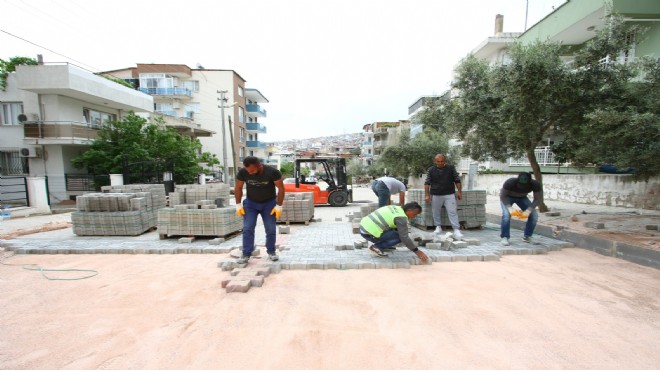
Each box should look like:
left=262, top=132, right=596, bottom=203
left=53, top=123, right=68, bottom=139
left=359, top=202, right=429, bottom=262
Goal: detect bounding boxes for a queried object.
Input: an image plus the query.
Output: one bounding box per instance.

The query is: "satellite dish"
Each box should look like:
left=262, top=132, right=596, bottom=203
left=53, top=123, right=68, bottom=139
left=17, top=114, right=28, bottom=122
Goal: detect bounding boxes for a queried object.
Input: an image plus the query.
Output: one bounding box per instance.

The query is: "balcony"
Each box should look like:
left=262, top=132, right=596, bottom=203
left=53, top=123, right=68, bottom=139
left=139, top=87, right=192, bottom=99
left=155, top=114, right=214, bottom=138
left=246, top=140, right=266, bottom=149
left=23, top=121, right=99, bottom=145
left=362, top=140, right=373, bottom=146
left=246, top=122, right=267, bottom=133
left=246, top=104, right=267, bottom=117
left=509, top=146, right=559, bottom=166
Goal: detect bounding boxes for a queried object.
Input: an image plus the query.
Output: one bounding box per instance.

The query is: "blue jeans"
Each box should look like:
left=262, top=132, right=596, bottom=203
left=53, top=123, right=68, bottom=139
left=242, top=198, right=277, bottom=257
left=360, top=228, right=401, bottom=250
left=500, top=196, right=538, bottom=239
left=371, top=180, right=390, bottom=207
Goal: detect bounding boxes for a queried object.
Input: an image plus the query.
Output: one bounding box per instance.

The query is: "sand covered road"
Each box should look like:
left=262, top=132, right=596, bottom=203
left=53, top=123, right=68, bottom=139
left=1, top=248, right=659, bottom=370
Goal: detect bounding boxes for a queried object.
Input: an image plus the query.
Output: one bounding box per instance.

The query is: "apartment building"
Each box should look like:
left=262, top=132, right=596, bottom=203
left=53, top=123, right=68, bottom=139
left=105, top=64, right=269, bottom=184
left=0, top=62, right=153, bottom=203
left=361, top=121, right=410, bottom=165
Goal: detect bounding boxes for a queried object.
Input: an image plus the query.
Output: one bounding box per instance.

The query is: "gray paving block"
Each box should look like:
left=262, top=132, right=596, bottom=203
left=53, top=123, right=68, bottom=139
left=340, top=262, right=358, bottom=269
left=585, top=222, right=605, bottom=229
left=335, top=217, right=343, bottom=222
left=483, top=254, right=500, bottom=261
left=452, top=241, right=468, bottom=249
left=467, top=255, right=483, bottom=262
left=324, top=262, right=340, bottom=269
left=179, top=237, right=195, bottom=243
left=463, top=238, right=480, bottom=246
left=645, top=224, right=658, bottom=231
left=426, top=243, right=441, bottom=250
left=358, top=262, right=376, bottom=269
left=308, top=262, right=325, bottom=269
left=545, top=212, right=561, bottom=216
left=289, top=262, right=307, bottom=270
left=225, top=279, right=251, bottom=293
left=452, top=255, right=468, bottom=262
left=279, top=226, right=290, bottom=234
left=434, top=255, right=453, bottom=262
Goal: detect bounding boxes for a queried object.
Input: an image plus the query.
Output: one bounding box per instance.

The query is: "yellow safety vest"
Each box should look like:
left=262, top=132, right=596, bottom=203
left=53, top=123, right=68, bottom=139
left=360, top=205, right=407, bottom=238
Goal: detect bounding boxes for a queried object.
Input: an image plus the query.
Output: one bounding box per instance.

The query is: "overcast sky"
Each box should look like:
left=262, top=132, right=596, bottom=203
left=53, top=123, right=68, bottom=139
left=2, top=0, right=565, bottom=141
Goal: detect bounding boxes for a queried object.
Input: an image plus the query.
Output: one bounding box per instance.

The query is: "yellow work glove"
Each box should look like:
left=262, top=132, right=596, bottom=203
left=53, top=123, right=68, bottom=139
left=270, top=205, right=282, bottom=219
left=510, top=209, right=527, bottom=219
left=235, top=204, right=245, bottom=217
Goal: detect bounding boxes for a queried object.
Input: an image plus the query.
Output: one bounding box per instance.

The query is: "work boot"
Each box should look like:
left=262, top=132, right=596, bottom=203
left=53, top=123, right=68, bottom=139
left=434, top=226, right=442, bottom=234
left=268, top=253, right=279, bottom=261
left=500, top=237, right=510, bottom=246
left=237, top=255, right=250, bottom=264
left=368, top=245, right=387, bottom=257
left=453, top=229, right=463, bottom=241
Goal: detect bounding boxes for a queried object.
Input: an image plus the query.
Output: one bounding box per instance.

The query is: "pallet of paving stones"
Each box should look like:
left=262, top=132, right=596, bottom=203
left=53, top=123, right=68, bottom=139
left=157, top=203, right=242, bottom=238
left=278, top=192, right=314, bottom=224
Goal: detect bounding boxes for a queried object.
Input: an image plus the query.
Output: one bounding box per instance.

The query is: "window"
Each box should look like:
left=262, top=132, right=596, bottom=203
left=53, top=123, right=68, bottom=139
left=1, top=103, right=24, bottom=125
left=238, top=86, right=244, bottom=97
left=182, top=80, right=199, bottom=92
left=0, top=151, right=27, bottom=175
left=83, top=108, right=115, bottom=128
left=240, top=147, right=245, bottom=158
left=238, top=107, right=244, bottom=123
left=239, top=128, right=245, bottom=143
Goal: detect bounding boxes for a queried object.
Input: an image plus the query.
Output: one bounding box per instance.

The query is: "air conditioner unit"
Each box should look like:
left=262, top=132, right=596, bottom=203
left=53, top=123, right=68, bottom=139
left=19, top=147, right=42, bottom=158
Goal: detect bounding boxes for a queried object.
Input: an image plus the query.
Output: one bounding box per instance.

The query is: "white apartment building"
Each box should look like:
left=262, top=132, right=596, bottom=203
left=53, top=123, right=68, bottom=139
left=0, top=62, right=153, bottom=203
left=105, top=64, right=268, bottom=184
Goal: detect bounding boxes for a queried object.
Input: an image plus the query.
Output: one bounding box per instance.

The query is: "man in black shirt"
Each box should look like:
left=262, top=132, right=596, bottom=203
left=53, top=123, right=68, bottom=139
left=235, top=156, right=285, bottom=263
left=499, top=172, right=543, bottom=245
left=424, top=154, right=463, bottom=240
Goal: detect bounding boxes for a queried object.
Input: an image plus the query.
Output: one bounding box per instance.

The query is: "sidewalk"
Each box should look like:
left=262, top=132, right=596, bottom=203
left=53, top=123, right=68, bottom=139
left=1, top=187, right=658, bottom=269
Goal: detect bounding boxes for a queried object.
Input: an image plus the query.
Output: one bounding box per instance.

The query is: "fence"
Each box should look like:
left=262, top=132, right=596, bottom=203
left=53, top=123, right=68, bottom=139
left=0, top=176, right=29, bottom=207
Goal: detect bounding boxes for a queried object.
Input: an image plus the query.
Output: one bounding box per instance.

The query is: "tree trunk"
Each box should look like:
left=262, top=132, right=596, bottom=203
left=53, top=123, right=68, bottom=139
left=527, top=148, right=549, bottom=212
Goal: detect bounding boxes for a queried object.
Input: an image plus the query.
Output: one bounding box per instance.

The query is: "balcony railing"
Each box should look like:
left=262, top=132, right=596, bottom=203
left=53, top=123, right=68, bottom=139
left=23, top=121, right=99, bottom=143
left=139, top=87, right=192, bottom=98
left=509, top=146, right=559, bottom=166
left=246, top=140, right=266, bottom=148
left=246, top=122, right=267, bottom=133
left=246, top=104, right=267, bottom=117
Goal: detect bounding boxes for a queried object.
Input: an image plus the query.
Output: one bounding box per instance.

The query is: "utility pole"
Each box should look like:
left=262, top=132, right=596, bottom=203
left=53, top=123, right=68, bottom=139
left=218, top=90, right=229, bottom=184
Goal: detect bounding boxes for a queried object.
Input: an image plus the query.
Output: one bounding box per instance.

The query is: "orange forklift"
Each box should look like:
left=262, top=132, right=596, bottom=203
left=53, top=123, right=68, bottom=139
left=283, top=158, right=353, bottom=207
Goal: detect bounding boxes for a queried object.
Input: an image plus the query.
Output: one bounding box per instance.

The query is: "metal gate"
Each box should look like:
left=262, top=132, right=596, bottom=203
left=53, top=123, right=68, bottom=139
left=0, top=175, right=30, bottom=207
left=122, top=159, right=174, bottom=193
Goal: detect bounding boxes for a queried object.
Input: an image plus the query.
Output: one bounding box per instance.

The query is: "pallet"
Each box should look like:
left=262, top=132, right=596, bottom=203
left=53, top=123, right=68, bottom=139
left=276, top=219, right=311, bottom=225
left=158, top=229, right=242, bottom=240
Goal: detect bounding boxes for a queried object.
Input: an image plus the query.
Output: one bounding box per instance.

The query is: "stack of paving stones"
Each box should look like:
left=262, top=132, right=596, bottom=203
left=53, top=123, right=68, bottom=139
left=71, top=184, right=166, bottom=236
left=169, top=183, right=231, bottom=207
left=279, top=192, right=314, bottom=223
left=408, top=189, right=487, bottom=229
left=157, top=184, right=240, bottom=238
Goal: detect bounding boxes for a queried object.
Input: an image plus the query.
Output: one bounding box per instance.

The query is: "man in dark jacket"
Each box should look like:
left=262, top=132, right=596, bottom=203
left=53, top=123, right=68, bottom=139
left=424, top=154, right=463, bottom=240
left=499, top=172, right=543, bottom=245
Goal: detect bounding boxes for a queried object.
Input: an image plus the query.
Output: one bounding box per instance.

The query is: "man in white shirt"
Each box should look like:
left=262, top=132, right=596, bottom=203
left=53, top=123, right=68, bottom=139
left=372, top=176, right=407, bottom=207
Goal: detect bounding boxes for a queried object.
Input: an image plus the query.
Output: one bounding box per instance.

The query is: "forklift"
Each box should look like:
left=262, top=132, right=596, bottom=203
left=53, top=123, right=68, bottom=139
left=283, top=158, right=353, bottom=207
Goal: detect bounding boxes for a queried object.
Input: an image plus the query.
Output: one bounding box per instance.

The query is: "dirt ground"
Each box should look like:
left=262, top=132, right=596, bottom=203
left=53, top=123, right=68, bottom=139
left=1, top=248, right=659, bottom=370
left=542, top=213, right=660, bottom=251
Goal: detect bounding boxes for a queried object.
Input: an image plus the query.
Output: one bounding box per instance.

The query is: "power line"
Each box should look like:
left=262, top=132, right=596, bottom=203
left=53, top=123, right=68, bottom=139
left=0, top=28, right=101, bottom=72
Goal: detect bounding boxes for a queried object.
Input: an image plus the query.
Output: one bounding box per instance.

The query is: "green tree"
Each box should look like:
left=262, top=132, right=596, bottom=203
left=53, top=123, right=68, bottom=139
left=71, top=112, right=218, bottom=184
left=377, top=129, right=452, bottom=179
left=551, top=17, right=658, bottom=181
left=0, top=56, right=38, bottom=91
left=421, top=14, right=656, bottom=211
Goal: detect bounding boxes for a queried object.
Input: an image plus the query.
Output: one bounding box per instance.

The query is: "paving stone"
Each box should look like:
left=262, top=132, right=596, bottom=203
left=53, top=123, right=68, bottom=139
left=179, top=237, right=195, bottom=243
left=645, top=224, right=658, bottom=231
left=335, top=217, right=343, bottom=222
left=289, top=262, right=307, bottom=270
left=279, top=226, right=290, bottom=234
left=452, top=255, right=468, bottom=262
left=225, top=279, right=251, bottom=293
left=340, top=262, right=358, bottom=269
left=426, top=243, right=441, bottom=250
left=321, top=262, right=338, bottom=269
left=467, top=255, right=483, bottom=262
left=545, top=212, right=561, bottom=216
left=463, top=238, right=480, bottom=246
left=585, top=222, right=605, bottom=229
left=434, top=255, right=453, bottom=262
left=358, top=262, right=376, bottom=269
left=452, top=241, right=468, bottom=249
left=483, top=254, right=500, bottom=261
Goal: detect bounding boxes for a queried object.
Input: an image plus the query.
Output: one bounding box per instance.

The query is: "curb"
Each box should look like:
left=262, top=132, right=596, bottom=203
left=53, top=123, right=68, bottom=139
left=487, top=213, right=660, bottom=270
